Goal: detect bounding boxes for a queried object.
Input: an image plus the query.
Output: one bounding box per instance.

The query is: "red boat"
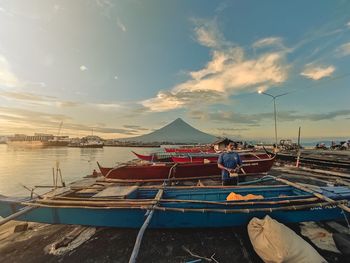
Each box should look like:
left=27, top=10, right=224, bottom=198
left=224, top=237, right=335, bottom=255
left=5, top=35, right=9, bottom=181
left=131, top=151, right=174, bottom=162
left=97, top=153, right=276, bottom=180
left=171, top=152, right=270, bottom=163
left=164, top=147, right=215, bottom=153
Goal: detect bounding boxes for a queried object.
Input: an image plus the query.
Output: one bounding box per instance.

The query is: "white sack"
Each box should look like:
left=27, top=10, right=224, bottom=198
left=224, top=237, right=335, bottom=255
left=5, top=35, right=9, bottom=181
left=247, top=215, right=327, bottom=263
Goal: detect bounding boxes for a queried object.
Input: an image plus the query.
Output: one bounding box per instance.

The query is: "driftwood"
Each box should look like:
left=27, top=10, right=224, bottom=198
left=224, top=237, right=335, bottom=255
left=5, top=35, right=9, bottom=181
left=182, top=246, right=219, bottom=263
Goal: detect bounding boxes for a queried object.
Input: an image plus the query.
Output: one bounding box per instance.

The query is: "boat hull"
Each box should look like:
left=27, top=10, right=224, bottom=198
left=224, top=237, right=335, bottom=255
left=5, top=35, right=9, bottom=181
left=98, top=155, right=275, bottom=179
left=0, top=200, right=347, bottom=229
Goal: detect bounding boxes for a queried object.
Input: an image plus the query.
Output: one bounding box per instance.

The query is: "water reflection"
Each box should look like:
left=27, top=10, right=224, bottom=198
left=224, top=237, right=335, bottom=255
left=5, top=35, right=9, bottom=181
left=0, top=145, right=158, bottom=196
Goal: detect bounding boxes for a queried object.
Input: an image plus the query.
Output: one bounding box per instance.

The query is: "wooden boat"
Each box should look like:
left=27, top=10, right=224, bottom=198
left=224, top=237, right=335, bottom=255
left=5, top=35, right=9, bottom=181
left=1, top=183, right=350, bottom=228
left=164, top=147, right=215, bottom=153
left=97, top=154, right=276, bottom=179
left=171, top=152, right=271, bottom=163
left=132, top=150, right=261, bottom=163
left=131, top=151, right=175, bottom=162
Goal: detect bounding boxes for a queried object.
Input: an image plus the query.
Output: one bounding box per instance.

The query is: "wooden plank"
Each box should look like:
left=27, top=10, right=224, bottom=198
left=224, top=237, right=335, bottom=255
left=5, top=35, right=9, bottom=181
left=93, top=186, right=138, bottom=198
left=42, top=186, right=72, bottom=198
left=69, top=178, right=99, bottom=189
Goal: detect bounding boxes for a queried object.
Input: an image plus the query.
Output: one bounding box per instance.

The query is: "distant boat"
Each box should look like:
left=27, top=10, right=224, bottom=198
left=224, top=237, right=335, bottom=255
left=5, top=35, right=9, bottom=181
left=43, top=136, right=70, bottom=147
left=97, top=154, right=276, bottom=180
left=6, top=133, right=54, bottom=147
left=68, top=135, right=104, bottom=148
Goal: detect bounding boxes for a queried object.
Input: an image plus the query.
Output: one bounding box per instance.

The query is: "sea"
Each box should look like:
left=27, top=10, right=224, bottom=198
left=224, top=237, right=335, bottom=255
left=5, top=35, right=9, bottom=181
left=0, top=144, right=158, bottom=197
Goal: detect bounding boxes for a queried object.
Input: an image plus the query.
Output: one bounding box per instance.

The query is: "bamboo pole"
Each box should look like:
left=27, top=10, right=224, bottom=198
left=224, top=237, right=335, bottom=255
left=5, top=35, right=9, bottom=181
left=128, top=163, right=177, bottom=263
left=21, top=200, right=347, bottom=213
left=275, top=177, right=350, bottom=213
left=49, top=195, right=319, bottom=206
left=128, top=209, right=155, bottom=263
left=0, top=206, right=36, bottom=226
left=152, top=200, right=347, bottom=214
left=97, top=175, right=221, bottom=183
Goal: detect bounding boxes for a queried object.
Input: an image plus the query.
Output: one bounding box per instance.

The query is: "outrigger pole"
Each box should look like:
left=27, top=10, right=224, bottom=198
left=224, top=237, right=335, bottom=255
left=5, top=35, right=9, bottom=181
left=128, top=163, right=178, bottom=263
left=0, top=206, right=35, bottom=227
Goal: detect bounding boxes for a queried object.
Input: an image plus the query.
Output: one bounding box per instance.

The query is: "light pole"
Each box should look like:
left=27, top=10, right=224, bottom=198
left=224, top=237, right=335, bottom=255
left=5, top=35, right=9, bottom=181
left=258, top=90, right=289, bottom=146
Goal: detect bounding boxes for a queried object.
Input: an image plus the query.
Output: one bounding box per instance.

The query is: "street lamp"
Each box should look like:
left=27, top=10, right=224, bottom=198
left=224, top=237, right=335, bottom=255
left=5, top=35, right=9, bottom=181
left=258, top=90, right=289, bottom=146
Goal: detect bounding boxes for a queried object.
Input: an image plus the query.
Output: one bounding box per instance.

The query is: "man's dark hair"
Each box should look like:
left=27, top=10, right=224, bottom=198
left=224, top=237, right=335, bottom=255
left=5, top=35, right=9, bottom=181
left=225, top=139, right=234, bottom=147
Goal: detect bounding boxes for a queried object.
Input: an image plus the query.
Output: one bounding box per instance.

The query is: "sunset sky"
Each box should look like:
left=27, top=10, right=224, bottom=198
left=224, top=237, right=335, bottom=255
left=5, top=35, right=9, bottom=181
left=0, top=0, right=349, bottom=141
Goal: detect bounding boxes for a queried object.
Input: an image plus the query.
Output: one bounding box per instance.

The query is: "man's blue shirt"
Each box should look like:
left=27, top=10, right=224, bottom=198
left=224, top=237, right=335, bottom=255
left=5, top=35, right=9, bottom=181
left=217, top=151, right=242, bottom=180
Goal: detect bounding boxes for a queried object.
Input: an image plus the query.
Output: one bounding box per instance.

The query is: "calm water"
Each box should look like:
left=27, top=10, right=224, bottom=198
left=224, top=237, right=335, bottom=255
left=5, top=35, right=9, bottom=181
left=0, top=144, right=158, bottom=196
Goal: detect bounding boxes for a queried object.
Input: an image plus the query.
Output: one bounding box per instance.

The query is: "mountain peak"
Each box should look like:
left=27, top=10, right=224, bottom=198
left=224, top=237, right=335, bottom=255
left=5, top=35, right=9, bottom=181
left=119, top=118, right=217, bottom=143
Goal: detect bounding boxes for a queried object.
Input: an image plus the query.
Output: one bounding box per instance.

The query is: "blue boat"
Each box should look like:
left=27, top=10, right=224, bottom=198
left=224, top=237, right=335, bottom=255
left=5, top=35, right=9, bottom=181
left=1, top=183, right=350, bottom=228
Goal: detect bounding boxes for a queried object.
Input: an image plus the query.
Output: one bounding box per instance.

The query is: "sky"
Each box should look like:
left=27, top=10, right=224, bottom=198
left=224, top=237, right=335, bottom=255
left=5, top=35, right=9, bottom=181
left=0, top=0, right=349, bottom=141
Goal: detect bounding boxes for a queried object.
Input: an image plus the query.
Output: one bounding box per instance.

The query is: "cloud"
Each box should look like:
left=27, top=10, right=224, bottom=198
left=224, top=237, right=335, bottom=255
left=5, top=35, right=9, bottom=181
left=252, top=37, right=284, bottom=49
left=80, top=65, right=88, bottom=71
left=0, top=90, right=51, bottom=102
left=300, top=65, right=335, bottom=80
left=142, top=49, right=288, bottom=111
left=123, top=125, right=148, bottom=131
left=58, top=101, right=81, bottom=107
left=90, top=102, right=122, bottom=110
left=140, top=18, right=290, bottom=112
left=192, top=19, right=227, bottom=48
left=117, top=17, right=126, bottom=32
left=0, top=106, right=139, bottom=136
left=336, top=42, right=350, bottom=57
left=189, top=109, right=350, bottom=125
left=0, top=55, right=24, bottom=88
left=0, top=90, right=81, bottom=107
left=217, top=127, right=249, bottom=131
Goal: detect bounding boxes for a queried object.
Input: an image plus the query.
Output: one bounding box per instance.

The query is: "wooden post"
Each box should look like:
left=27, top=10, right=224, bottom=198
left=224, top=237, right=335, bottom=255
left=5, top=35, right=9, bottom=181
left=296, top=127, right=301, bottom=167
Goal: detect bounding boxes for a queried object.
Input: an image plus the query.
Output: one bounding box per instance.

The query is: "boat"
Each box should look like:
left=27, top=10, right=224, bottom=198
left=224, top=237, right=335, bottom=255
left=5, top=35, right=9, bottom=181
left=43, top=136, right=70, bottom=147
left=131, top=151, right=175, bottom=162
left=132, top=150, right=261, bottom=163
left=164, top=147, right=215, bottom=153
left=1, top=181, right=350, bottom=228
left=6, top=133, right=54, bottom=147
left=68, top=135, right=104, bottom=148
left=171, top=152, right=270, bottom=163
left=97, top=154, right=276, bottom=179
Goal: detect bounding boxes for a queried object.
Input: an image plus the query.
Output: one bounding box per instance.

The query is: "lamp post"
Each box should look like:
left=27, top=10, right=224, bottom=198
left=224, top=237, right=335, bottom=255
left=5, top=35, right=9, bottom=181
left=258, top=90, right=289, bottom=146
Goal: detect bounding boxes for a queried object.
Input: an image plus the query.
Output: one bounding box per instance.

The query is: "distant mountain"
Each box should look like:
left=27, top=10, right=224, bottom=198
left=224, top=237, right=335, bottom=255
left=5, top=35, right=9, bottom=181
left=119, top=118, right=217, bottom=143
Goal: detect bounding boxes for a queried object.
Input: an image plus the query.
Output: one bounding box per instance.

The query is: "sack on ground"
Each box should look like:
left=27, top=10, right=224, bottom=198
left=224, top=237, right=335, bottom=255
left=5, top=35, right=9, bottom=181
left=247, top=215, right=326, bottom=263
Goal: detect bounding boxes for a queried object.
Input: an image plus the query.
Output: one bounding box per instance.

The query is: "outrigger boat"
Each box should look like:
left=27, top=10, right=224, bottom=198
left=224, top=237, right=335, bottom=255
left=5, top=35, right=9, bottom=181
left=97, top=153, right=276, bottom=180
left=132, top=151, right=268, bottom=163
left=0, top=176, right=350, bottom=229
left=131, top=151, right=175, bottom=162
left=171, top=152, right=271, bottom=163
left=164, top=147, right=215, bottom=153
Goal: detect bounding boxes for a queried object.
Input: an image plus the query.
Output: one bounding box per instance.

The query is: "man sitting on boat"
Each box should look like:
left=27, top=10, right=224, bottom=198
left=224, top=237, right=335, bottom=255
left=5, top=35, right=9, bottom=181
left=217, top=140, right=242, bottom=186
